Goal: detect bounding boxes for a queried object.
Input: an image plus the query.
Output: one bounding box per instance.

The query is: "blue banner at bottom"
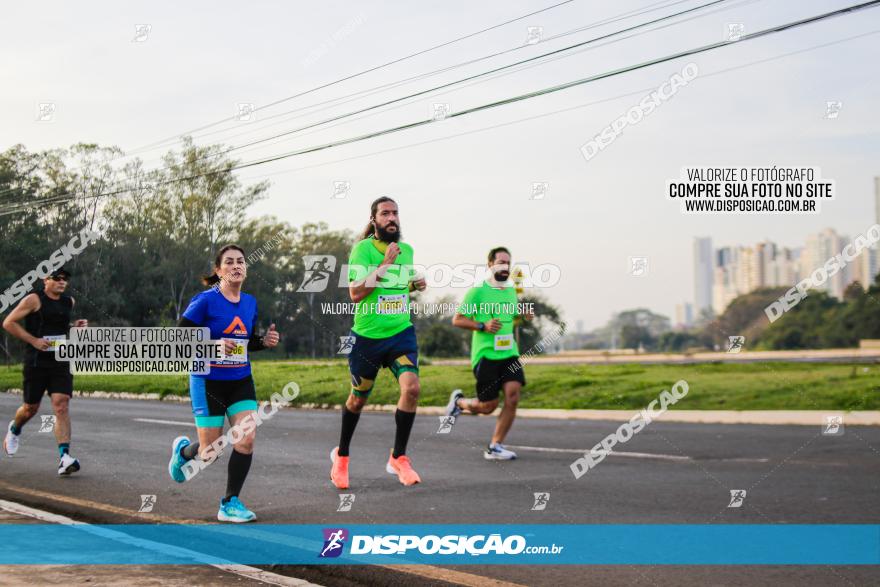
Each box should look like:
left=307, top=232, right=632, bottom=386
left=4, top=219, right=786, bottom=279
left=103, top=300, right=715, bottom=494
left=1, top=524, right=877, bottom=565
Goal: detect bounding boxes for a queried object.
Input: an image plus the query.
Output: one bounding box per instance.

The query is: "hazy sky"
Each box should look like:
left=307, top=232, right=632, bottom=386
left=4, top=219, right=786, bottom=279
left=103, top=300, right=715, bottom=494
left=3, top=0, right=879, bottom=330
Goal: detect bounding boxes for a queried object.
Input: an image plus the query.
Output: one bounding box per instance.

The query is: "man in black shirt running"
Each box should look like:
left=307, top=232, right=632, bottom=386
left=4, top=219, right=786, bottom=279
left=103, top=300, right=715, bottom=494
left=2, top=267, right=88, bottom=475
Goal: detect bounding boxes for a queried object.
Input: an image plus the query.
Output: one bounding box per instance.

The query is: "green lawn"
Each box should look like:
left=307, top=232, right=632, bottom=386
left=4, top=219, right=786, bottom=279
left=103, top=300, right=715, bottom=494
left=0, top=361, right=877, bottom=410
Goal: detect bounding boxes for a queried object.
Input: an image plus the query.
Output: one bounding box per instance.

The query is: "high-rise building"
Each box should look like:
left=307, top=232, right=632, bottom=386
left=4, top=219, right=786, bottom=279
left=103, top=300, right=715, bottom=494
left=711, top=241, right=802, bottom=315
left=853, top=248, right=877, bottom=289
left=875, top=176, right=880, bottom=227
left=739, top=245, right=759, bottom=293
left=693, top=237, right=713, bottom=316
left=752, top=242, right=769, bottom=289
left=802, top=228, right=846, bottom=298
left=702, top=215, right=879, bottom=315
left=868, top=177, right=880, bottom=288
left=767, top=246, right=799, bottom=286
left=674, top=303, right=694, bottom=329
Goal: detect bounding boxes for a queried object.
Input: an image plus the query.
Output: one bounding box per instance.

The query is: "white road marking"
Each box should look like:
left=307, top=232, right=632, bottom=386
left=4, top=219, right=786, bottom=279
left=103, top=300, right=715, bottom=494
left=0, top=499, right=321, bottom=586
left=507, top=445, right=771, bottom=463
left=0, top=499, right=83, bottom=525
left=506, top=444, right=691, bottom=461
left=133, top=418, right=195, bottom=427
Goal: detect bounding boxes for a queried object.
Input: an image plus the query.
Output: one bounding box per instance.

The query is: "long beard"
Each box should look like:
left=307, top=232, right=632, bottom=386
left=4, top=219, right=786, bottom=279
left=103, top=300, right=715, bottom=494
left=493, top=271, right=510, bottom=282
left=376, top=223, right=401, bottom=243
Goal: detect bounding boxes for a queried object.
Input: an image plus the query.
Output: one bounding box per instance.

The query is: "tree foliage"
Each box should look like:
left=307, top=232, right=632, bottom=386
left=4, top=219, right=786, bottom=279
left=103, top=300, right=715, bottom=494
left=1, top=141, right=568, bottom=361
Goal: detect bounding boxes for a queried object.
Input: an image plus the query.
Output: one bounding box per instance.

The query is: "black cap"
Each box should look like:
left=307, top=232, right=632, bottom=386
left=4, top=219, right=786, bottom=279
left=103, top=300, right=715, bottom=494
left=50, top=267, right=71, bottom=279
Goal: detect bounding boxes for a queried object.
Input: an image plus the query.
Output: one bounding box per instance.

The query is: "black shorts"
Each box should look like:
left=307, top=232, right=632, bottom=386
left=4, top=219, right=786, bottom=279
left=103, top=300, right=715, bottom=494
left=189, top=375, right=258, bottom=428
left=473, top=356, right=526, bottom=402
left=348, top=326, right=419, bottom=397
left=23, top=363, right=73, bottom=404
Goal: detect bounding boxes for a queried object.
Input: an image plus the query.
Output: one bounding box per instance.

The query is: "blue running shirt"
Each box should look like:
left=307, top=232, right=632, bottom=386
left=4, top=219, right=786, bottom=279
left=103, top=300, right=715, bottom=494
left=182, top=288, right=257, bottom=381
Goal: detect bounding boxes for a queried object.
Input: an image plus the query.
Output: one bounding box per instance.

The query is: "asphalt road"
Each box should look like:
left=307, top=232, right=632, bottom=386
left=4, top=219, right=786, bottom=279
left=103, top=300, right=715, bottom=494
left=0, top=392, right=878, bottom=586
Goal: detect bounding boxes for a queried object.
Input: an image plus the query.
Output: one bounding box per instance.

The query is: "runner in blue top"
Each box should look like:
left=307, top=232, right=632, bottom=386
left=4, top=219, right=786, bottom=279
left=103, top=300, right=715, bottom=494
left=167, top=244, right=280, bottom=523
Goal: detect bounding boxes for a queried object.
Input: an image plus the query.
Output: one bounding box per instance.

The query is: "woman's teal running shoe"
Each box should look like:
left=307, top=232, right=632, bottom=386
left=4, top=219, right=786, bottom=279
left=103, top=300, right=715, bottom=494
left=168, top=436, right=191, bottom=483
left=217, top=496, right=256, bottom=523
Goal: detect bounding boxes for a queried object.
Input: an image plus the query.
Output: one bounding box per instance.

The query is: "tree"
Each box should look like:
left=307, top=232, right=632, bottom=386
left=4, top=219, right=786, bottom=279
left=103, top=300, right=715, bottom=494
left=411, top=294, right=469, bottom=357
left=420, top=322, right=468, bottom=357
left=620, top=323, right=653, bottom=350
left=757, top=291, right=842, bottom=349
left=517, top=293, right=565, bottom=354
left=591, top=308, right=670, bottom=351
left=702, top=287, right=788, bottom=348
left=657, top=330, right=702, bottom=352
left=156, top=137, right=269, bottom=319
left=285, top=222, right=356, bottom=358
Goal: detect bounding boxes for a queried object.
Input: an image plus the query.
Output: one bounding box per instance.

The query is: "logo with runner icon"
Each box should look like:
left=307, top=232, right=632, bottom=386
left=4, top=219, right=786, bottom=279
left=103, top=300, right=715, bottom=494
left=727, top=489, right=747, bottom=508
left=532, top=492, right=550, bottom=511
left=436, top=416, right=455, bottom=434
left=138, top=494, right=157, bottom=513
left=298, top=255, right=337, bottom=293
left=337, top=336, right=355, bottom=355
left=337, top=494, right=355, bottom=512
left=38, top=415, right=56, bottom=433
left=319, top=528, right=349, bottom=558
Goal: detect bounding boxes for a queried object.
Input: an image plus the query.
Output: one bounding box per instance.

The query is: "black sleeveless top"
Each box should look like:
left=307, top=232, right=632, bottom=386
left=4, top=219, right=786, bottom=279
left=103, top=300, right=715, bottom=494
left=23, top=291, right=72, bottom=367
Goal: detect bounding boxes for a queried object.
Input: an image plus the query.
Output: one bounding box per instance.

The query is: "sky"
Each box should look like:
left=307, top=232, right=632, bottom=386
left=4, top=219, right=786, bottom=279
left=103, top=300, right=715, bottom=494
left=2, top=0, right=879, bottom=330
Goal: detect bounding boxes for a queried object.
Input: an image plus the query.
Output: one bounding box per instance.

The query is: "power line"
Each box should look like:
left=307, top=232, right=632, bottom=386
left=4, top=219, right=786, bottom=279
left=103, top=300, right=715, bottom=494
left=131, top=0, right=693, bottom=156
left=169, top=0, right=734, bottom=164
left=126, top=0, right=580, bottom=155
left=3, top=0, right=878, bottom=216
left=0, top=0, right=675, bottom=201
left=231, top=29, right=880, bottom=183
left=223, top=0, right=757, bottom=162
left=214, top=1, right=880, bottom=170
left=0, top=0, right=729, bottom=202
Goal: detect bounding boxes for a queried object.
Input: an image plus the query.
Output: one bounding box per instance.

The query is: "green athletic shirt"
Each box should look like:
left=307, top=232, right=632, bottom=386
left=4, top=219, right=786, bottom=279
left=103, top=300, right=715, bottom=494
left=348, top=237, right=415, bottom=339
left=459, top=281, right=520, bottom=367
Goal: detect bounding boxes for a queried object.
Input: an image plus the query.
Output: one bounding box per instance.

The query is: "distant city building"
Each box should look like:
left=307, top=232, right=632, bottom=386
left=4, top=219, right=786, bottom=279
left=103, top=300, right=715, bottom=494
left=853, top=247, right=877, bottom=289
left=697, top=177, right=880, bottom=314
left=846, top=177, right=880, bottom=289
left=707, top=227, right=877, bottom=315
left=693, top=237, right=713, bottom=316
left=712, top=246, right=739, bottom=315
left=866, top=177, right=880, bottom=288
left=711, top=242, right=802, bottom=315
left=765, top=244, right=799, bottom=287
left=875, top=176, right=880, bottom=227
left=674, top=303, right=693, bottom=329
left=801, top=228, right=847, bottom=298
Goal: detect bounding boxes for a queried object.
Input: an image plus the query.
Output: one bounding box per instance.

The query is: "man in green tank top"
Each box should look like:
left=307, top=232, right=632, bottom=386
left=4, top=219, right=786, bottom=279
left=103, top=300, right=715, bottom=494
left=330, top=197, right=427, bottom=489
left=448, top=247, right=534, bottom=460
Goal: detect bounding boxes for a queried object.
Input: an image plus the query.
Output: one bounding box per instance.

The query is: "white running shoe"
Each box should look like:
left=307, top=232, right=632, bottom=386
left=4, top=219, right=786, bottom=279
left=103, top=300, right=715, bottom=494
left=445, top=389, right=464, bottom=419
left=58, top=453, right=80, bottom=476
left=484, top=443, right=517, bottom=461
left=3, top=421, right=20, bottom=456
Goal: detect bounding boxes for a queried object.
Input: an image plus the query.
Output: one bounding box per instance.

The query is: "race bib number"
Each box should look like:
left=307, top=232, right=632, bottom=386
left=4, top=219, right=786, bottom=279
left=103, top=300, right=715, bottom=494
left=220, top=338, right=248, bottom=363
left=377, top=294, right=407, bottom=314
left=494, top=334, right=513, bottom=351
left=44, top=334, right=66, bottom=352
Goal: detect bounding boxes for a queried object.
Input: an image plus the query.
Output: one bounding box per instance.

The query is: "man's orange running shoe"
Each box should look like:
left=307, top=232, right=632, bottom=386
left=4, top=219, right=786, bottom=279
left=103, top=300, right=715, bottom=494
left=330, top=447, right=349, bottom=489
left=385, top=450, right=421, bottom=486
